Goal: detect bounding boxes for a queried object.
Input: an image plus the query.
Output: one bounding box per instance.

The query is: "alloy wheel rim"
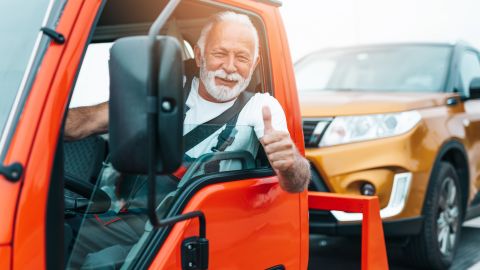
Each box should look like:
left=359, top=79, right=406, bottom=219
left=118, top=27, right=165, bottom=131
left=436, top=176, right=459, bottom=257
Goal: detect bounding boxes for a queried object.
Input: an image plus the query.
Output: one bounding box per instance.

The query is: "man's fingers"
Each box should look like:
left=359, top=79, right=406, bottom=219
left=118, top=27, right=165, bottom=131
left=262, top=106, right=274, bottom=134
left=264, top=140, right=293, bottom=155
left=272, top=160, right=294, bottom=171
left=261, top=130, right=289, bottom=145
left=267, top=149, right=294, bottom=164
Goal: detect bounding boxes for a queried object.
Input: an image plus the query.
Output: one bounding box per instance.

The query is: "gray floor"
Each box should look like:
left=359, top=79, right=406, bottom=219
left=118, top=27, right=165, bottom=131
left=308, top=217, right=480, bottom=270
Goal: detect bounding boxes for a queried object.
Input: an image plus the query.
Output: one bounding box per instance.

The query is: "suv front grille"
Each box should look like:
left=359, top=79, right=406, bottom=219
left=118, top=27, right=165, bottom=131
left=302, top=118, right=332, bottom=147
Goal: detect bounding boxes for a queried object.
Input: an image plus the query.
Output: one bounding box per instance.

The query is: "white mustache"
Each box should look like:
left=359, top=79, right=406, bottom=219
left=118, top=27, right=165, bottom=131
left=212, top=69, right=243, bottom=83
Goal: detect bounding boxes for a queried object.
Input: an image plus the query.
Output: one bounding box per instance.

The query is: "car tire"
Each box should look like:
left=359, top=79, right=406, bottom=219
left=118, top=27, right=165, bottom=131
left=405, top=162, right=463, bottom=270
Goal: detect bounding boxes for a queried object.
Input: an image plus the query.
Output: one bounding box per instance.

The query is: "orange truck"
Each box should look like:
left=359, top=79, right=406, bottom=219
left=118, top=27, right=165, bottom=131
left=0, top=0, right=387, bottom=269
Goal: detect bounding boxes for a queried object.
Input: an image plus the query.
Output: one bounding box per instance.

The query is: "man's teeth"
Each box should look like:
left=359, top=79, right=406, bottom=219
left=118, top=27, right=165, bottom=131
left=217, top=77, right=237, bottom=82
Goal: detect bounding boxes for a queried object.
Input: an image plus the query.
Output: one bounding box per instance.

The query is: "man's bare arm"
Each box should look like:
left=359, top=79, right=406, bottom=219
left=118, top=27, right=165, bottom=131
left=276, top=148, right=310, bottom=193
left=260, top=106, right=311, bottom=193
left=64, top=102, right=109, bottom=141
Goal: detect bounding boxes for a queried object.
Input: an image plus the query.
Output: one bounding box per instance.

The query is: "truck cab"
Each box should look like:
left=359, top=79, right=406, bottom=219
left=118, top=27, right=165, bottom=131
left=0, top=0, right=309, bottom=269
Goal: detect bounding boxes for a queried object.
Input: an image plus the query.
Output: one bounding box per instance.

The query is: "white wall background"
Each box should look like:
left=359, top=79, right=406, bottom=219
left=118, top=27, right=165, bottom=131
left=280, top=0, right=480, bottom=62
left=71, top=0, right=480, bottom=107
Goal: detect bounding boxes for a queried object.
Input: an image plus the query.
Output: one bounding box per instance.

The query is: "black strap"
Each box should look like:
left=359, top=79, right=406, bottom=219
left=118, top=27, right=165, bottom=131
left=183, top=73, right=195, bottom=118
left=183, top=58, right=198, bottom=116
left=183, top=91, right=254, bottom=153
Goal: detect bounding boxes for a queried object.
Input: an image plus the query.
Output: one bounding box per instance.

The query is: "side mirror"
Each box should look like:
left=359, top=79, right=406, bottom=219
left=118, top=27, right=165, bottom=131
left=469, top=77, right=480, bottom=99
left=109, top=36, right=184, bottom=174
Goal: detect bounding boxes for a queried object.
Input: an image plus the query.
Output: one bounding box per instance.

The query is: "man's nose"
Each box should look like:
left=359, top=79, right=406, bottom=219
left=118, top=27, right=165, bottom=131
left=222, top=54, right=237, bottom=73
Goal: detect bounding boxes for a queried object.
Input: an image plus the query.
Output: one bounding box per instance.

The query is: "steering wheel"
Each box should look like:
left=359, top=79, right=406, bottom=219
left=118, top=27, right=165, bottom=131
left=179, top=150, right=256, bottom=188
left=64, top=172, right=111, bottom=213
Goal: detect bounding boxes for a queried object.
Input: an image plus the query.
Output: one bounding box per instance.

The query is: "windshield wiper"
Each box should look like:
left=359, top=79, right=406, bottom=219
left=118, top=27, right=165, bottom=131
left=0, top=162, right=23, bottom=182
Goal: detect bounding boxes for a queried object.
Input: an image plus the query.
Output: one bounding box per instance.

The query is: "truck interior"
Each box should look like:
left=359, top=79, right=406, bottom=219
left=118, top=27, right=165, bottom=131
left=57, top=0, right=279, bottom=269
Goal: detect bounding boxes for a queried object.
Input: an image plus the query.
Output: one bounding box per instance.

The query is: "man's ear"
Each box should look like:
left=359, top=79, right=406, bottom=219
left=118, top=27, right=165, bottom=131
left=194, top=46, right=202, bottom=67
left=253, top=55, right=260, bottom=70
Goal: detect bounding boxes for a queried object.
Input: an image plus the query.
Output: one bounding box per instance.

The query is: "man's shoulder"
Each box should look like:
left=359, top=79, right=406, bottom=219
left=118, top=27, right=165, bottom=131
left=243, top=92, right=284, bottom=114
left=240, top=91, right=285, bottom=121
left=245, top=92, right=279, bottom=106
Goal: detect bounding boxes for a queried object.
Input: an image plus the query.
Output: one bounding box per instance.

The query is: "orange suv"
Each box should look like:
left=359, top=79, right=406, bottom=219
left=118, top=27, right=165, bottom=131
left=296, top=42, right=480, bottom=269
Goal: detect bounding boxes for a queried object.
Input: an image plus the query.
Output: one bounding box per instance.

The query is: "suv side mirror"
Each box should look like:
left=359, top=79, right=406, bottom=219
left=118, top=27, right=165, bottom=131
left=469, top=77, right=480, bottom=99
left=108, top=36, right=184, bottom=174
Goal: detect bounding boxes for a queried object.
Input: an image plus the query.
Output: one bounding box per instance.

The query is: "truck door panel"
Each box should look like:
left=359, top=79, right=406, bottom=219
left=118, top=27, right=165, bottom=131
left=148, top=176, right=301, bottom=270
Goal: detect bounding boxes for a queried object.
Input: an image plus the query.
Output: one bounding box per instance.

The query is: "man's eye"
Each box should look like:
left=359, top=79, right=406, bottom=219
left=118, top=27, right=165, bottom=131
left=213, top=52, right=226, bottom=57
left=238, top=56, right=250, bottom=62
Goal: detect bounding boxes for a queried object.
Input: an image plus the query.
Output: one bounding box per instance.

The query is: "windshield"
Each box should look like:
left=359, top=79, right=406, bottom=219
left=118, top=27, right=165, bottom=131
left=295, top=45, right=452, bottom=92
left=0, top=1, right=52, bottom=139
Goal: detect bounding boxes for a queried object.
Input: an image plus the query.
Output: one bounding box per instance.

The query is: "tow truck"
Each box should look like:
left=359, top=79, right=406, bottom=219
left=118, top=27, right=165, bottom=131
left=0, top=0, right=387, bottom=269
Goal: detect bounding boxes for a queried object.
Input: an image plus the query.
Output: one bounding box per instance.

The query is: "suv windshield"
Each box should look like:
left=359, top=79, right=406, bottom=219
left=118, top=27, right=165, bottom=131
left=295, top=45, right=452, bottom=92
left=0, top=1, right=52, bottom=141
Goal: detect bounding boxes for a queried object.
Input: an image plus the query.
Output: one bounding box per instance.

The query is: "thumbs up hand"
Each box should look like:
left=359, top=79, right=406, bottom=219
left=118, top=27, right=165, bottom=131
left=259, top=106, right=310, bottom=193
left=260, top=106, right=295, bottom=173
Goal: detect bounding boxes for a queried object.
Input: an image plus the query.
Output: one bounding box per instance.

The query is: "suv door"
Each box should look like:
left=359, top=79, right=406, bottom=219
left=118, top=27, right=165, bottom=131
left=460, top=49, right=480, bottom=209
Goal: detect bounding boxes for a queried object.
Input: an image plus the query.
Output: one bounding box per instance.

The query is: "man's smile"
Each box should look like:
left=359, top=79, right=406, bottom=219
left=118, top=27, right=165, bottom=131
left=215, top=77, right=238, bottom=87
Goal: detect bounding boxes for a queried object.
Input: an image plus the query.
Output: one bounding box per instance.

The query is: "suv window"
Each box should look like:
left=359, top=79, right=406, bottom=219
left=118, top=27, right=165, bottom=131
left=459, top=50, right=480, bottom=95
left=295, top=45, right=452, bottom=92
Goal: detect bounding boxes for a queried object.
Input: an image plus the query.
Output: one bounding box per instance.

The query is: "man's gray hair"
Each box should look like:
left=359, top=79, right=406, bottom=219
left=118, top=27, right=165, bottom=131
left=197, top=11, right=259, bottom=63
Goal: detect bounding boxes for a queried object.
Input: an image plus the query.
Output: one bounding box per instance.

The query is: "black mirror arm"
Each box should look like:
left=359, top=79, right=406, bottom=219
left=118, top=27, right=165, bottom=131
left=156, top=210, right=206, bottom=239
left=146, top=0, right=181, bottom=227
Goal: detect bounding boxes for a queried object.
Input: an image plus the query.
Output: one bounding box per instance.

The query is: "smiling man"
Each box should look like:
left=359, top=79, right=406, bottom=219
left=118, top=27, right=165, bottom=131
left=66, top=11, right=310, bottom=193
left=66, top=11, right=310, bottom=268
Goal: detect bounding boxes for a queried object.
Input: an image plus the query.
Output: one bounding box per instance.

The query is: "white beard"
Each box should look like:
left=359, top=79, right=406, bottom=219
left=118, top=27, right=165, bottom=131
left=199, top=61, right=253, bottom=102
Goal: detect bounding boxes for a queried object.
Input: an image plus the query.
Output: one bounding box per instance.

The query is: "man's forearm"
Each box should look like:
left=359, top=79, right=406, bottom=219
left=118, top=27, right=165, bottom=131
left=64, top=102, right=109, bottom=141
left=278, top=151, right=311, bottom=193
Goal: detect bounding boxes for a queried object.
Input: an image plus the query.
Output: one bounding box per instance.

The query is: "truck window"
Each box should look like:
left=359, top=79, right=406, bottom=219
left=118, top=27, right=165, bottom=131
left=0, top=0, right=54, bottom=158
left=62, top=1, right=276, bottom=269
left=70, top=43, right=112, bottom=108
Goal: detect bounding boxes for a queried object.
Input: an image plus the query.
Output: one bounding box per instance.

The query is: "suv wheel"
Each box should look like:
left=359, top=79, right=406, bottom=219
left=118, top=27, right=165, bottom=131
left=406, top=162, right=463, bottom=270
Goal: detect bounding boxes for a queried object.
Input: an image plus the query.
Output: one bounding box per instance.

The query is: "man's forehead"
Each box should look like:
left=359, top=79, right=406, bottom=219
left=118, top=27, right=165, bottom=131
left=206, top=21, right=256, bottom=53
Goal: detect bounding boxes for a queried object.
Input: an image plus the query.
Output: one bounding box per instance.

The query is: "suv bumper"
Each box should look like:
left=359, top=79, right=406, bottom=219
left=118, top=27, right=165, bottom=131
left=309, top=209, right=423, bottom=236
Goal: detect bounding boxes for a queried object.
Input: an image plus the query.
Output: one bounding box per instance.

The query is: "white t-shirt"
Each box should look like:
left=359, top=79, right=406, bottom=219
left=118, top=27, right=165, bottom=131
left=184, top=77, right=289, bottom=163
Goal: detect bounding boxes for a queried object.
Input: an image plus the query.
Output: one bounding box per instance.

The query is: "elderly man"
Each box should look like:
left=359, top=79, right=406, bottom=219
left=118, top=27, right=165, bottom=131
left=67, top=11, right=310, bottom=193
left=66, top=11, right=311, bottom=268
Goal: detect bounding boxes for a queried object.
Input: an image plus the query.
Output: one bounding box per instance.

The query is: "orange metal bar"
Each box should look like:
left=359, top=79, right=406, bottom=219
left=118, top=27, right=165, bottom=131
left=0, top=245, right=11, bottom=269
left=308, top=192, right=389, bottom=270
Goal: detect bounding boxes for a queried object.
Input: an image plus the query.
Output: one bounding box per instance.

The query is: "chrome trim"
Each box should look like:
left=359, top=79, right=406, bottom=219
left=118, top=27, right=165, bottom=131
left=0, top=0, right=56, bottom=156
left=302, top=117, right=333, bottom=147
left=302, top=117, right=334, bottom=122
left=331, top=172, right=413, bottom=222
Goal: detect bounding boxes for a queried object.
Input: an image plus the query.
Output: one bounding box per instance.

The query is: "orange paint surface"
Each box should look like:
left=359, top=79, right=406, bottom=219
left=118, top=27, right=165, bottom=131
left=309, top=192, right=389, bottom=270
left=0, top=245, right=11, bottom=269
left=150, top=177, right=302, bottom=270
left=10, top=0, right=102, bottom=268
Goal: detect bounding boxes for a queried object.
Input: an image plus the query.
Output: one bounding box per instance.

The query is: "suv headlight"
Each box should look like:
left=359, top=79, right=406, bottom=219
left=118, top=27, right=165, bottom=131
left=319, top=111, right=421, bottom=147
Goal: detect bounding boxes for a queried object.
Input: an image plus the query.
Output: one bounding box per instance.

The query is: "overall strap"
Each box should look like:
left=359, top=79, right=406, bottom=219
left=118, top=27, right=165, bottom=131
left=183, top=91, right=254, bottom=153
left=183, top=73, right=195, bottom=119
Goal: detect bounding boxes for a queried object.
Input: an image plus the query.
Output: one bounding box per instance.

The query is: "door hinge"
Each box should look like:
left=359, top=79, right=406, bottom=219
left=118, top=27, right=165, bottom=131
left=40, top=27, right=65, bottom=44
left=0, top=162, right=23, bottom=182
left=182, top=236, right=209, bottom=270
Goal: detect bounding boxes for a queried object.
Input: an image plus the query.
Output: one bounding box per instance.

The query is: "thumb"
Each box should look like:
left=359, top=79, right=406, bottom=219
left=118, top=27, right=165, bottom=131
left=262, top=106, right=274, bottom=134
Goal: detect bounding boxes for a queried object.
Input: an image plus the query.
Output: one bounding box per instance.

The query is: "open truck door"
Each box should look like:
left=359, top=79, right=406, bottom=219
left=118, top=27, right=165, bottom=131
left=0, top=0, right=387, bottom=269
left=2, top=1, right=307, bottom=269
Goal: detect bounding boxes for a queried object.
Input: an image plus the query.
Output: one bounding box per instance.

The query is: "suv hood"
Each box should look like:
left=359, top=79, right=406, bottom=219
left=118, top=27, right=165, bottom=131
left=300, top=90, right=456, bottom=117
